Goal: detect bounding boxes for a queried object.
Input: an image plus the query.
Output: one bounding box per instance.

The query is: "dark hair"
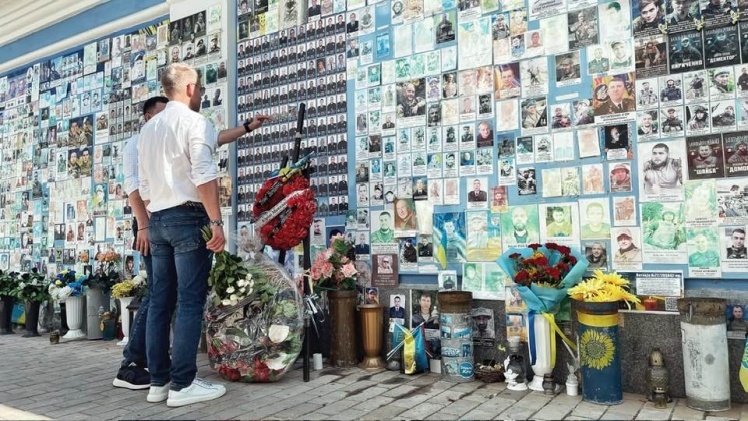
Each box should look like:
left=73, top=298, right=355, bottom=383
left=142, top=96, right=168, bottom=116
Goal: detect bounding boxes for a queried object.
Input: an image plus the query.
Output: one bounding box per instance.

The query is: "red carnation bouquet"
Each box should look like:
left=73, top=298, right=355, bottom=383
left=498, top=243, right=589, bottom=314
left=252, top=173, right=317, bottom=250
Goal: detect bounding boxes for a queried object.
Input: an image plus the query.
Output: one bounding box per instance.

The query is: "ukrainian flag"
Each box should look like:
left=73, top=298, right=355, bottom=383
left=433, top=223, right=448, bottom=269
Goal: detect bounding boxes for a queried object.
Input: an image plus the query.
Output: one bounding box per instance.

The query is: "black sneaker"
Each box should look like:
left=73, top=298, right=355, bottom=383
left=113, top=365, right=150, bottom=390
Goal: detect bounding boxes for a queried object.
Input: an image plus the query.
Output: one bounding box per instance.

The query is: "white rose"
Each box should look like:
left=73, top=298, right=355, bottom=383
left=138, top=270, right=147, bottom=279
left=265, top=353, right=289, bottom=370
left=226, top=286, right=235, bottom=294
left=221, top=299, right=232, bottom=306
left=230, top=298, right=239, bottom=306
left=239, top=287, right=246, bottom=294
left=268, top=324, right=290, bottom=343
left=237, top=279, right=246, bottom=287
left=18, top=282, right=25, bottom=288
left=230, top=294, right=238, bottom=301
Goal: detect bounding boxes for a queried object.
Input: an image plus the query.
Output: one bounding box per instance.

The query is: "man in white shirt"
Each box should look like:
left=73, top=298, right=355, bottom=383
left=138, top=63, right=269, bottom=408
left=113, top=96, right=168, bottom=391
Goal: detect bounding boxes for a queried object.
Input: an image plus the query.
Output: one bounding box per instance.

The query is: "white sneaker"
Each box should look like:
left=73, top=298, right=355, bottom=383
left=166, top=378, right=226, bottom=407
left=146, top=383, right=170, bottom=403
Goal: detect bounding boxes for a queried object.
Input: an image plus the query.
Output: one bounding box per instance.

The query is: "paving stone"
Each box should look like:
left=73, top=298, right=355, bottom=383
left=496, top=404, right=538, bottom=420
left=636, top=401, right=676, bottom=420
left=398, top=402, right=446, bottom=419
left=460, top=408, right=496, bottom=420
left=359, top=403, right=409, bottom=420
left=382, top=384, right=422, bottom=398
left=441, top=398, right=482, bottom=416
left=706, top=405, right=743, bottom=421
left=314, top=398, right=359, bottom=415
left=573, top=401, right=613, bottom=418
left=532, top=403, right=576, bottom=420
left=352, top=395, right=395, bottom=412
left=269, top=402, right=324, bottom=419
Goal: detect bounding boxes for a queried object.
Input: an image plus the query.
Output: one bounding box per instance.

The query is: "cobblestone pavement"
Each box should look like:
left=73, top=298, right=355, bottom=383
left=0, top=334, right=746, bottom=420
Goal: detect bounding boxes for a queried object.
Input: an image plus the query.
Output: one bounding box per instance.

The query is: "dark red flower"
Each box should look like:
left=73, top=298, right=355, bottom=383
left=547, top=267, right=561, bottom=279
left=545, top=243, right=558, bottom=251
left=219, top=365, right=242, bottom=381
left=556, top=245, right=571, bottom=255
left=509, top=252, right=521, bottom=259
left=528, top=243, right=541, bottom=250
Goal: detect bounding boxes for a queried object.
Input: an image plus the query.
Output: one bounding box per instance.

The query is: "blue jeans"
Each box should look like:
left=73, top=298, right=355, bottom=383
left=121, top=254, right=152, bottom=368
left=146, top=206, right=211, bottom=390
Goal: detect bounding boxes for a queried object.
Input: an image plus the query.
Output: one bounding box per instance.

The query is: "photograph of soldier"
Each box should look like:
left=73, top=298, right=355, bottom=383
left=725, top=228, right=747, bottom=259
left=435, top=12, right=456, bottom=44
left=520, top=98, right=549, bottom=132
left=700, top=0, right=736, bottom=26
left=637, top=79, right=660, bottom=108
left=637, top=111, right=659, bottom=139
left=686, top=104, right=711, bottom=134
left=660, top=107, right=685, bottom=135
left=704, top=26, right=740, bottom=68
left=573, top=98, right=595, bottom=126
left=659, top=76, right=683, bottom=103
left=663, top=0, right=698, bottom=32
left=605, top=124, right=631, bottom=152
left=610, top=40, right=634, bottom=72
left=587, top=45, right=610, bottom=75
left=633, top=0, right=666, bottom=36
left=396, top=79, right=426, bottom=119
left=517, top=169, right=537, bottom=195
left=683, top=70, right=707, bottom=101
left=708, top=67, right=735, bottom=99
left=556, top=53, right=581, bottom=84
left=639, top=141, right=685, bottom=200
left=495, top=63, right=521, bottom=99
left=593, top=74, right=636, bottom=116
left=609, top=163, right=633, bottom=192
left=711, top=100, right=737, bottom=132
left=568, top=8, right=598, bottom=49
left=635, top=36, right=667, bottom=79
left=686, top=134, right=725, bottom=178
left=585, top=242, right=609, bottom=269
left=668, top=31, right=704, bottom=73
left=723, top=133, right=748, bottom=177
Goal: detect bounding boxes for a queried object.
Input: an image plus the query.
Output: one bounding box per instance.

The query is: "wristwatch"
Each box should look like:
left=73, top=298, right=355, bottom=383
left=243, top=117, right=254, bottom=133
left=210, top=219, right=224, bottom=227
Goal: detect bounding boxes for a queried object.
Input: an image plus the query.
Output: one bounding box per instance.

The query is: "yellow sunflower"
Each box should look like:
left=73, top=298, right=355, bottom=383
left=580, top=329, right=615, bottom=370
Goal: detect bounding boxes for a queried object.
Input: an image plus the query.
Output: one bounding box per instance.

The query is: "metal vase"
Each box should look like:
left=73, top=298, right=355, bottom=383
left=23, top=301, right=41, bottom=337
left=0, top=295, right=15, bottom=334
left=575, top=300, right=622, bottom=405
left=328, top=289, right=358, bottom=367
left=358, top=304, right=386, bottom=370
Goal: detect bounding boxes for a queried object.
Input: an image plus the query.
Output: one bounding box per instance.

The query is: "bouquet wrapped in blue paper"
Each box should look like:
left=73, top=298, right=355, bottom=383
left=497, top=243, right=589, bottom=315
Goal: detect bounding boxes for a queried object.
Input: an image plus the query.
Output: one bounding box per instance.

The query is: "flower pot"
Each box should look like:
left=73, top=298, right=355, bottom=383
left=358, top=304, right=386, bottom=370
left=528, top=312, right=553, bottom=391
left=86, top=288, right=110, bottom=340
left=63, top=296, right=87, bottom=340
left=59, top=302, right=69, bottom=335
left=23, top=301, right=41, bottom=337
left=438, top=291, right=474, bottom=383
left=0, top=295, right=15, bottom=334
left=117, top=296, right=134, bottom=346
left=575, top=300, right=622, bottom=405
left=328, top=289, right=358, bottom=367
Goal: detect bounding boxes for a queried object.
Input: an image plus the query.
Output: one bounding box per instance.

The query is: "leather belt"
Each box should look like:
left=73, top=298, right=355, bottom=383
left=181, top=201, right=205, bottom=210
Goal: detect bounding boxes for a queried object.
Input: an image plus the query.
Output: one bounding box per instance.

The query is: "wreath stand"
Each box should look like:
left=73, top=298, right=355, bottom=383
left=272, top=103, right=314, bottom=382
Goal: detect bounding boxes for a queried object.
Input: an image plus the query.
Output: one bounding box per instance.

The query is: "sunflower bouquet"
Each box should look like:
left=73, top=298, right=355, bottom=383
left=567, top=270, right=640, bottom=308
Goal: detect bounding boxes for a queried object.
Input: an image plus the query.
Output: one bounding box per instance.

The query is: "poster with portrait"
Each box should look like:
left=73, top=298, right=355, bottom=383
left=641, top=202, right=688, bottom=264
left=720, top=225, right=748, bottom=272
left=637, top=139, right=686, bottom=202
left=723, top=131, right=748, bottom=177
left=611, top=227, right=644, bottom=270
left=471, top=307, right=496, bottom=347
left=704, top=25, right=740, bottom=68
left=539, top=202, right=580, bottom=247
left=686, top=134, right=724, bottom=179
left=668, top=30, right=705, bottom=74
left=592, top=73, right=636, bottom=124
left=433, top=212, right=467, bottom=267
left=372, top=254, right=399, bottom=286
left=686, top=225, right=722, bottom=278
left=726, top=303, right=748, bottom=339
left=409, top=289, right=441, bottom=357
left=388, top=293, right=407, bottom=332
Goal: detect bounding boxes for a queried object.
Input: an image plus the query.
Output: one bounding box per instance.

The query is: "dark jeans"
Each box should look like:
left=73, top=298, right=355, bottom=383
left=146, top=206, right=211, bottom=390
left=122, top=218, right=154, bottom=368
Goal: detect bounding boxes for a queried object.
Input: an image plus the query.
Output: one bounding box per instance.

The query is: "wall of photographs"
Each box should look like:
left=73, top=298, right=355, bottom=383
left=234, top=3, right=350, bottom=222
left=0, top=2, right=231, bottom=277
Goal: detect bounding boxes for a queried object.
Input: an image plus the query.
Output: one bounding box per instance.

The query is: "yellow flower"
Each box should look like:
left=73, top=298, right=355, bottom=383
left=580, top=329, right=615, bottom=370
left=592, top=269, right=629, bottom=286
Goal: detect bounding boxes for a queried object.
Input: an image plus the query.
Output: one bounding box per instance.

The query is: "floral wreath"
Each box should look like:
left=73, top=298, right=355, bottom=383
left=253, top=173, right=316, bottom=250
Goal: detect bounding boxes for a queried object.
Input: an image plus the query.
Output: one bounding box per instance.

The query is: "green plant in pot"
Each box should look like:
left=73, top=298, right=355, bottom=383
left=15, top=269, right=50, bottom=337
left=0, top=271, right=19, bottom=334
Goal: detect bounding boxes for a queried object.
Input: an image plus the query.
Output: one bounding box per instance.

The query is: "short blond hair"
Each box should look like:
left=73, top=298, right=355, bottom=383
left=161, top=63, right=198, bottom=97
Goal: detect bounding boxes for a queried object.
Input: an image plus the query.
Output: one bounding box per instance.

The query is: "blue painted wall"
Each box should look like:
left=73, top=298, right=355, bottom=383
left=0, top=0, right=166, bottom=64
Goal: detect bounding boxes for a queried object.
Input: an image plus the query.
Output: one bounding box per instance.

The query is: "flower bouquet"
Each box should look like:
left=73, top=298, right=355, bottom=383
left=48, top=270, right=86, bottom=302
left=568, top=270, right=640, bottom=307
left=498, top=243, right=589, bottom=315
left=0, top=270, right=19, bottom=299
left=111, top=272, right=147, bottom=299
left=309, top=234, right=357, bottom=291
left=497, top=243, right=588, bottom=391
left=86, top=250, right=121, bottom=293
left=203, top=227, right=304, bottom=382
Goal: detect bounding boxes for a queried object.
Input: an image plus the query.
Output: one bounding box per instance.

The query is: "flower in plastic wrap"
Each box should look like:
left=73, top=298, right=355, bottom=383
left=205, top=229, right=304, bottom=383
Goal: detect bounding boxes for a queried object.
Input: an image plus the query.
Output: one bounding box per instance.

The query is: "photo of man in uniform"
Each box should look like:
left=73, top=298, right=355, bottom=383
left=726, top=228, right=747, bottom=258
left=595, top=75, right=635, bottom=116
